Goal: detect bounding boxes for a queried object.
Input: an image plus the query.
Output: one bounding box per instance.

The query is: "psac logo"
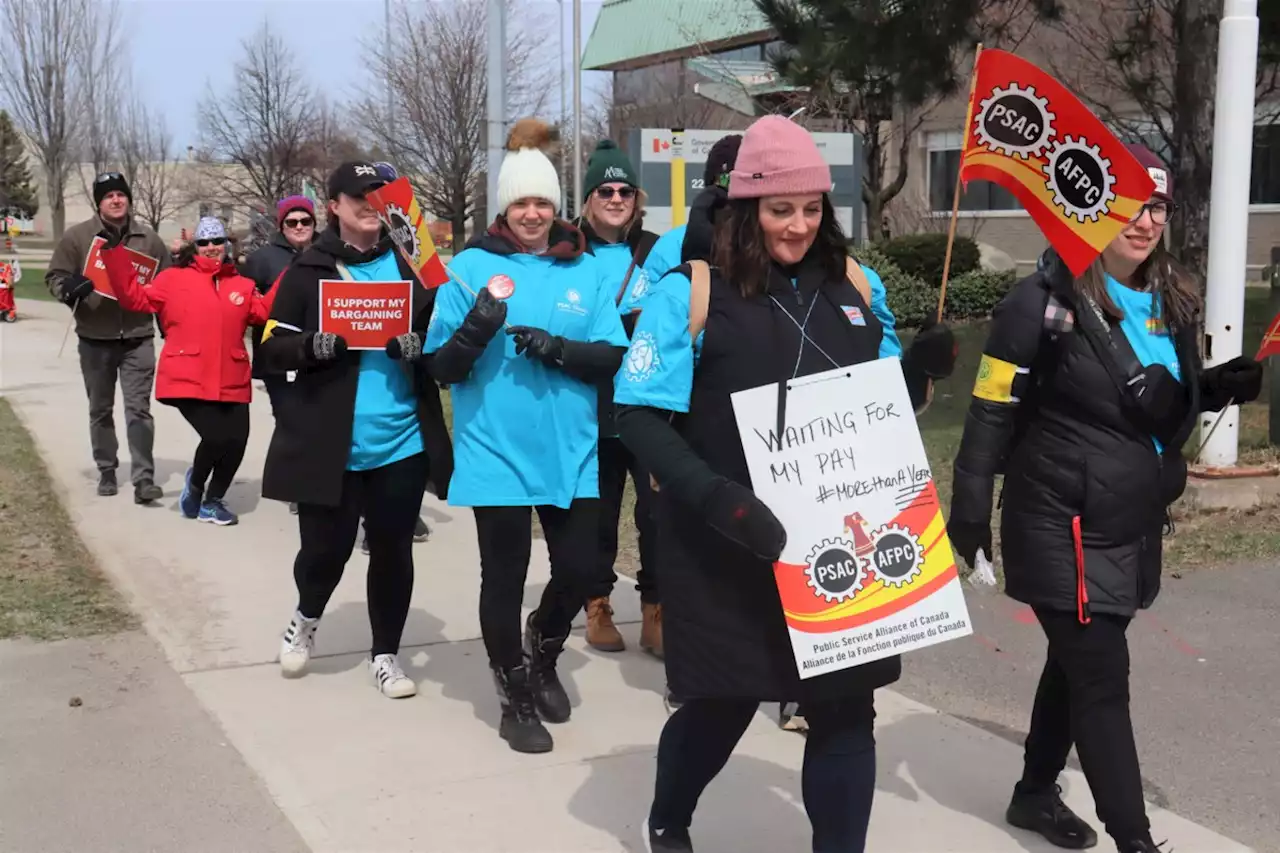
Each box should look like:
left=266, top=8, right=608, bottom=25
left=556, top=287, right=587, bottom=316
left=624, top=331, right=660, bottom=382
left=803, top=525, right=924, bottom=603
left=630, top=269, right=651, bottom=301
left=973, top=83, right=1117, bottom=223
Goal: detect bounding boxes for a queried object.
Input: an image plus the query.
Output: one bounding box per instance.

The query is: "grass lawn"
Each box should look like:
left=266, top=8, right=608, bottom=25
left=0, top=399, right=135, bottom=639
left=9, top=263, right=51, bottom=304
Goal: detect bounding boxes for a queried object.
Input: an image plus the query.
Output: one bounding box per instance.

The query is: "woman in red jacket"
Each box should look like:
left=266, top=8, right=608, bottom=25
left=104, top=216, right=275, bottom=526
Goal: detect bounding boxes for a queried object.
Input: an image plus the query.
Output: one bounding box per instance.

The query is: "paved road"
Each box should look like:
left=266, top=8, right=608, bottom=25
left=0, top=300, right=1257, bottom=852
left=896, top=565, right=1280, bottom=853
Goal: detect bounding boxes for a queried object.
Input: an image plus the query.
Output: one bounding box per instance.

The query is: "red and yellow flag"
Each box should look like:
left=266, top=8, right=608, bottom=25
left=1257, top=311, right=1280, bottom=361
left=960, top=49, right=1156, bottom=276
left=365, top=177, right=450, bottom=289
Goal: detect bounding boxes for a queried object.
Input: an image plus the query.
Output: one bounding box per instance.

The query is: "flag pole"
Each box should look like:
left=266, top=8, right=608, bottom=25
left=937, top=43, right=984, bottom=324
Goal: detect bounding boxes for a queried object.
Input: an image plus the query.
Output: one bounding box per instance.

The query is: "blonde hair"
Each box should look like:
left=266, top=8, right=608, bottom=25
left=584, top=187, right=648, bottom=241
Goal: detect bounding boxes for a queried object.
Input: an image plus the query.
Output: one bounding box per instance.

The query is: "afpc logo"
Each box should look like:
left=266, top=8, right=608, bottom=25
left=1044, top=136, right=1117, bottom=223
left=624, top=331, right=660, bottom=382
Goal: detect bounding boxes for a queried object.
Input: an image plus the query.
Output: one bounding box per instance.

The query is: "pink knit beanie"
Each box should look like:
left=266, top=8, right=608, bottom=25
left=727, top=115, right=832, bottom=199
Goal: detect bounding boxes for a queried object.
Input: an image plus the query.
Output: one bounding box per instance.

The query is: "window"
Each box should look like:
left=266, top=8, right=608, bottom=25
left=1251, top=123, right=1280, bottom=204
left=926, top=131, right=1021, bottom=213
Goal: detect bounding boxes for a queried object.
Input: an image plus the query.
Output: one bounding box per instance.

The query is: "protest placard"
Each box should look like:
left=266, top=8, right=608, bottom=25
left=83, top=238, right=160, bottom=301
left=731, top=358, right=973, bottom=679
left=318, top=279, right=414, bottom=350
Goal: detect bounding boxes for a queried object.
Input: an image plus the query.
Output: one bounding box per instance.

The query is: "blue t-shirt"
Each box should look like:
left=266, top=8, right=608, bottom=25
left=343, top=251, right=424, bottom=472
left=425, top=247, right=629, bottom=508
left=615, top=263, right=901, bottom=412
left=1105, top=273, right=1182, bottom=451
left=592, top=240, right=655, bottom=316
left=637, top=225, right=687, bottom=305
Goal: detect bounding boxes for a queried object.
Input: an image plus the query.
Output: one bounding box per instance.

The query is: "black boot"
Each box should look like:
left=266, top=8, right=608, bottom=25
left=492, top=664, right=552, bottom=754
left=524, top=611, right=571, bottom=723
left=1119, top=838, right=1171, bottom=853
left=97, top=470, right=118, bottom=497
left=1006, top=783, right=1098, bottom=849
left=134, top=479, right=163, bottom=504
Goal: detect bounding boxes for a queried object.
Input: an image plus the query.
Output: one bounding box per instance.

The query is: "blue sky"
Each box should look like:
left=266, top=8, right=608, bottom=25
left=120, top=0, right=605, bottom=151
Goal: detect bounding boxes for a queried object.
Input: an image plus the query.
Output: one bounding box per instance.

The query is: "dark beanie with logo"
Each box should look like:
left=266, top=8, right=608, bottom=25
left=583, top=140, right=639, bottom=200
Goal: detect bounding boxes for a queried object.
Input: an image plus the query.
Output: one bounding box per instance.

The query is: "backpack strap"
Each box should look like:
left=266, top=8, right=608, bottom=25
left=334, top=261, right=355, bottom=282
left=687, top=259, right=712, bottom=341
left=845, top=256, right=872, bottom=306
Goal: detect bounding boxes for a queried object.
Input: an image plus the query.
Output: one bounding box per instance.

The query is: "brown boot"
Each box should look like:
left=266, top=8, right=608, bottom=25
left=640, top=602, right=664, bottom=659
left=585, top=597, right=625, bottom=652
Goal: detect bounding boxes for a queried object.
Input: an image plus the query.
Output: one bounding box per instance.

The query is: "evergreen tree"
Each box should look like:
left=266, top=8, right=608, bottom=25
left=0, top=110, right=40, bottom=218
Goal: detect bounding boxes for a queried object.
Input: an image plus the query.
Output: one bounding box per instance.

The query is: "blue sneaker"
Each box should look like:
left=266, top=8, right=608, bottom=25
left=198, top=498, right=238, bottom=526
left=179, top=468, right=202, bottom=519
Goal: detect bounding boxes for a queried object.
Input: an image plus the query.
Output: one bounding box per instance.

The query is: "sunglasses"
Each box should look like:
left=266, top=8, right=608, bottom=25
left=95, top=171, right=124, bottom=183
left=195, top=237, right=227, bottom=247
left=594, top=186, right=636, bottom=200
left=283, top=216, right=314, bottom=229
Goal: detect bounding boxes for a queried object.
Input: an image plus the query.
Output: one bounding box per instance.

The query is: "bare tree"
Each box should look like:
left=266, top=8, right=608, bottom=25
left=0, top=0, right=95, bottom=237
left=197, top=20, right=317, bottom=208
left=72, top=0, right=127, bottom=205
left=118, top=96, right=183, bottom=232
left=299, top=98, right=372, bottom=199
left=360, top=0, right=553, bottom=247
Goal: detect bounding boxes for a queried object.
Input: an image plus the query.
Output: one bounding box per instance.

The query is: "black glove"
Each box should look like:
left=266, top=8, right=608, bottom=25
left=907, top=319, right=958, bottom=379
left=95, top=226, right=126, bottom=251
left=1202, top=356, right=1264, bottom=406
left=386, top=332, right=423, bottom=362
left=703, top=478, right=787, bottom=562
left=946, top=519, right=992, bottom=569
left=308, top=332, right=348, bottom=362
left=507, top=325, right=565, bottom=363
left=464, top=287, right=508, bottom=343
left=58, top=273, right=95, bottom=306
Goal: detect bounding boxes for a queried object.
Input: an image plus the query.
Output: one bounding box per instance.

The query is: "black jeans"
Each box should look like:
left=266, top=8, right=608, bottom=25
left=473, top=500, right=599, bottom=669
left=589, top=436, right=658, bottom=602
left=1020, top=608, right=1149, bottom=845
left=293, top=452, right=428, bottom=657
left=169, top=399, right=250, bottom=500
left=650, top=696, right=877, bottom=852
left=77, top=336, right=156, bottom=484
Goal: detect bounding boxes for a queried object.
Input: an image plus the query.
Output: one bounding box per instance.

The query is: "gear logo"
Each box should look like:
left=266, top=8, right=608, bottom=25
left=624, top=331, right=660, bottom=382
left=974, top=84, right=1056, bottom=160
left=380, top=203, right=421, bottom=265
left=1044, top=136, right=1117, bottom=223
left=804, top=537, right=865, bottom=603
left=865, top=524, right=924, bottom=588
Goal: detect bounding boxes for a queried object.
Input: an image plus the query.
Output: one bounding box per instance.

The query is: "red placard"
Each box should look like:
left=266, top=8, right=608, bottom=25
left=319, top=279, right=414, bottom=350
left=84, top=237, right=160, bottom=301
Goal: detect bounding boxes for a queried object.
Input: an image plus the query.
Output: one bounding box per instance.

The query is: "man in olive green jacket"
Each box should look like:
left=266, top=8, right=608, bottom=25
left=46, top=172, right=171, bottom=503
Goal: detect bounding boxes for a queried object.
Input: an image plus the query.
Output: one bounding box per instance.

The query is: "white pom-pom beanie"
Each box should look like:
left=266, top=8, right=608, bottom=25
left=497, top=148, right=562, bottom=214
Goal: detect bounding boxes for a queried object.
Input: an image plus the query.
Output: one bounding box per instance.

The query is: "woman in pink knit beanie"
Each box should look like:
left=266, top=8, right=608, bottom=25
left=613, top=114, right=957, bottom=853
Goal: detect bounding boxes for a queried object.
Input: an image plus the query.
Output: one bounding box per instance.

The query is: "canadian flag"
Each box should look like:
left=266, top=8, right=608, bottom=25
left=652, top=138, right=671, bottom=154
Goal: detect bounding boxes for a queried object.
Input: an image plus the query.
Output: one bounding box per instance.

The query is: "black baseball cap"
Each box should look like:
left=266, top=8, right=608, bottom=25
left=327, top=161, right=386, bottom=200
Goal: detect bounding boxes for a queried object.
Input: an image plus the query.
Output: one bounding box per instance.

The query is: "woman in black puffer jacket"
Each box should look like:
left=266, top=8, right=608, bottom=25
left=948, top=145, right=1263, bottom=853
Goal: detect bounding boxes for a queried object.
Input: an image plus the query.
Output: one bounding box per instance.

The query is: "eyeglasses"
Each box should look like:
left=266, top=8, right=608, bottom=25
left=1132, top=201, right=1176, bottom=225
left=195, top=237, right=227, bottom=247
left=283, top=216, right=314, bottom=229
left=594, top=186, right=636, bottom=200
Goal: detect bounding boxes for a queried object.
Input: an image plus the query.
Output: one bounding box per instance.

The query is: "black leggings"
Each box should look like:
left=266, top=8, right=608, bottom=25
left=473, top=500, right=599, bottom=669
left=293, top=452, right=428, bottom=657
left=170, top=399, right=249, bottom=500
left=589, top=436, right=658, bottom=602
left=650, top=696, right=877, bottom=852
left=1021, top=609, right=1149, bottom=845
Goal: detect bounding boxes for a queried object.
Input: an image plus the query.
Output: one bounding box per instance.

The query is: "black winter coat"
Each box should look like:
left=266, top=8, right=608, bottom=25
left=257, top=229, right=453, bottom=507
left=242, top=232, right=307, bottom=378
left=951, top=263, right=1224, bottom=620
left=617, top=253, right=902, bottom=704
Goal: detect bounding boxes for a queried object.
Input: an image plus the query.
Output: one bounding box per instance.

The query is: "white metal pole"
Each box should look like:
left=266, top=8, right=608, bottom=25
left=560, top=0, right=568, bottom=208
left=1199, top=0, right=1259, bottom=466
left=572, top=0, right=583, bottom=216
left=385, top=0, right=395, bottom=139
left=486, top=0, right=506, bottom=226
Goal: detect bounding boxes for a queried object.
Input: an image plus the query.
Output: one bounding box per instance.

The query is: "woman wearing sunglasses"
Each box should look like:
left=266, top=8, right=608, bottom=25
left=103, top=216, right=277, bottom=526
left=948, top=145, right=1263, bottom=853
left=574, top=140, right=665, bottom=657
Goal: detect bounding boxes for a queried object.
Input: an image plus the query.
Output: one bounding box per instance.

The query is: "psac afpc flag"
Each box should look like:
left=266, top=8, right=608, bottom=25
left=961, top=49, right=1156, bottom=276
left=731, top=359, right=973, bottom=679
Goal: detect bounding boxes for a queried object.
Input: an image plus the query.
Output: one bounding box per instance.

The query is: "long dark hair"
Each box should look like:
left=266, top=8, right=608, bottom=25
left=1069, top=242, right=1201, bottom=331
left=710, top=195, right=848, bottom=299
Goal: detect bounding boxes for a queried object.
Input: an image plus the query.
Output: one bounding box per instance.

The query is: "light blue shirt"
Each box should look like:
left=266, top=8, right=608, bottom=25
left=637, top=225, right=687, bottom=308
left=425, top=246, right=629, bottom=508
left=1105, top=273, right=1182, bottom=451
left=615, top=263, right=901, bottom=413
left=343, top=250, right=424, bottom=471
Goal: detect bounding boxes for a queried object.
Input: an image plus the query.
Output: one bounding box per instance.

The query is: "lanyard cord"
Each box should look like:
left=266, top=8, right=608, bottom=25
left=768, top=292, right=840, bottom=377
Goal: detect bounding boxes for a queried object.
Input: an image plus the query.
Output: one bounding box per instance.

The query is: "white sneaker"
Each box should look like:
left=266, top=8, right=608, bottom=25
left=279, top=612, right=319, bottom=677
left=370, top=653, right=417, bottom=699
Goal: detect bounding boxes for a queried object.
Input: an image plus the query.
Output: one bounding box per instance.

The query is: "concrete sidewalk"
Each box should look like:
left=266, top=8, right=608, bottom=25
left=0, top=301, right=1254, bottom=852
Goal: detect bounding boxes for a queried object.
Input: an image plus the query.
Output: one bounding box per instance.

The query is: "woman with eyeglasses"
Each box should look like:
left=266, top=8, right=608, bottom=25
left=102, top=216, right=275, bottom=526
left=573, top=139, right=665, bottom=657
left=948, top=145, right=1263, bottom=853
